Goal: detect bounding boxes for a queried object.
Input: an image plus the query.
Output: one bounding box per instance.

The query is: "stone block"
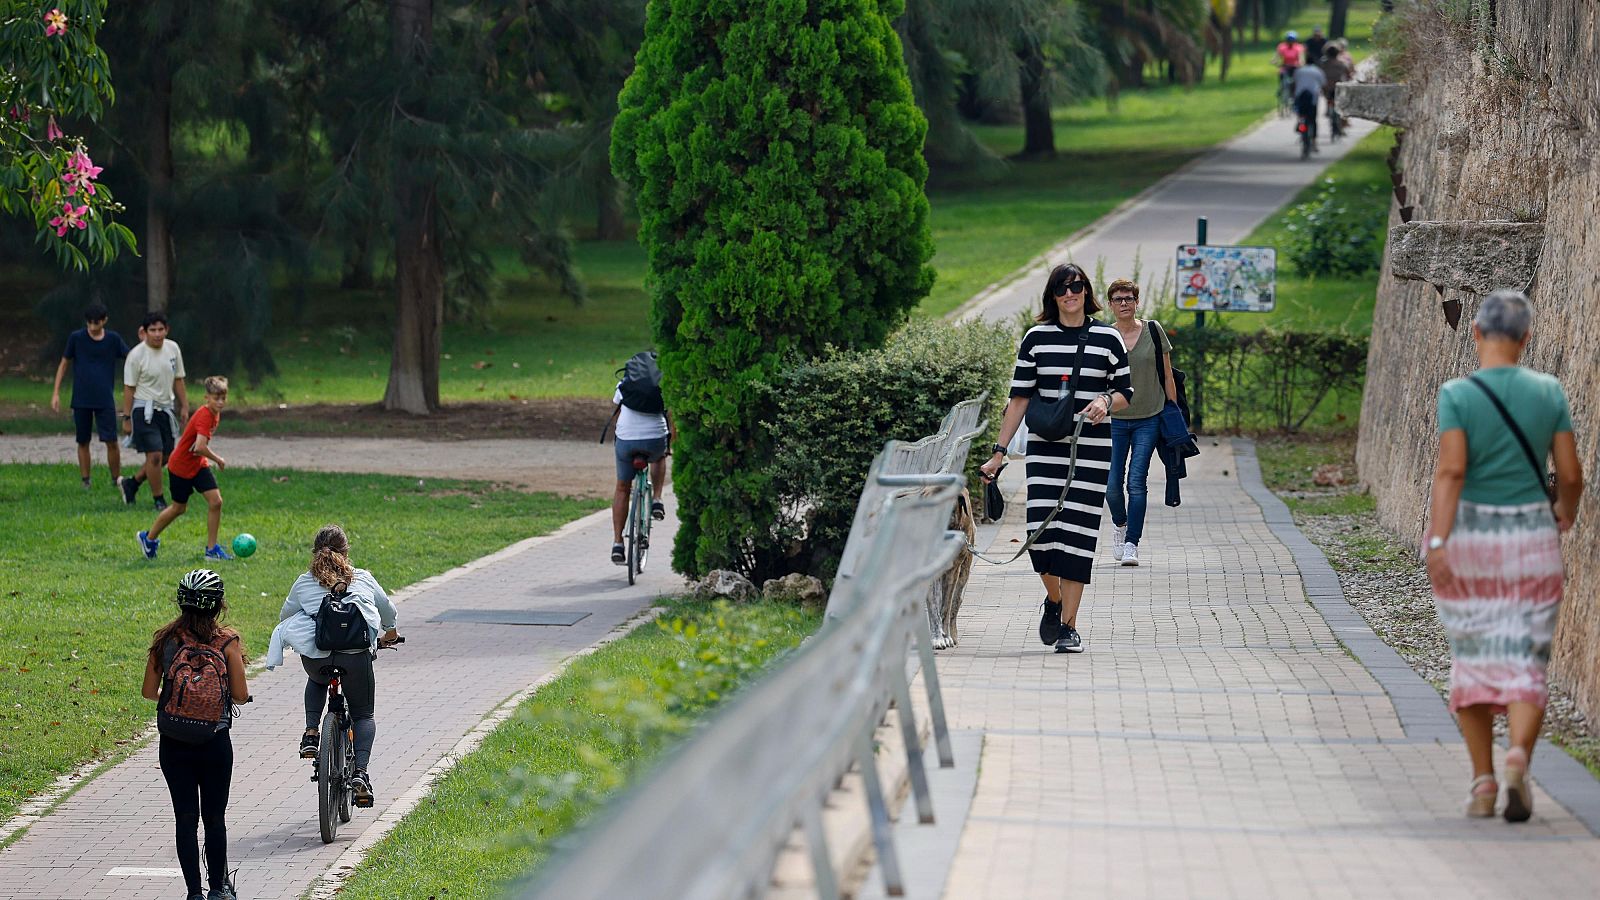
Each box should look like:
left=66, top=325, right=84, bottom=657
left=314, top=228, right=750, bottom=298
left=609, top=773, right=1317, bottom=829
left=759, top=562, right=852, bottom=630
left=694, top=568, right=758, bottom=603
left=1336, top=83, right=1410, bottom=127
left=761, top=572, right=827, bottom=605
left=1388, top=221, right=1544, bottom=293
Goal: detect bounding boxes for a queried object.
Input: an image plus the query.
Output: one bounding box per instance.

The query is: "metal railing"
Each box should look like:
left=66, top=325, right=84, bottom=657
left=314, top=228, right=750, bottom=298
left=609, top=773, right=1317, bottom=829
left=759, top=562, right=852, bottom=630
left=514, top=475, right=967, bottom=900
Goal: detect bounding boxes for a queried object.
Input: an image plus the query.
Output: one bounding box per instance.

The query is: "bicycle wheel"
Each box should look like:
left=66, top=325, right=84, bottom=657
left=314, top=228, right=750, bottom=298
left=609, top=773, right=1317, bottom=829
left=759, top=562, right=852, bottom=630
left=317, top=714, right=342, bottom=843
left=626, top=487, right=640, bottom=586
left=635, top=476, right=651, bottom=575
left=338, top=726, right=354, bottom=823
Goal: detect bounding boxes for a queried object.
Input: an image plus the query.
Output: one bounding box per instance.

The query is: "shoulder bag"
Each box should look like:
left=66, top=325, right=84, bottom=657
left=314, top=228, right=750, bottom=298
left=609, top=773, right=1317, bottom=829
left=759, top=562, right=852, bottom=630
left=1465, top=374, right=1558, bottom=507
left=1024, top=327, right=1089, bottom=442
left=1149, top=321, right=1199, bottom=458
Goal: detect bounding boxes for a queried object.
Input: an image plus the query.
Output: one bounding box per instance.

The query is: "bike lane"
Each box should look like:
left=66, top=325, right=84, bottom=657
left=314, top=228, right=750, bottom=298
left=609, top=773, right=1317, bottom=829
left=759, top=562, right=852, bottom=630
left=0, top=501, right=678, bottom=899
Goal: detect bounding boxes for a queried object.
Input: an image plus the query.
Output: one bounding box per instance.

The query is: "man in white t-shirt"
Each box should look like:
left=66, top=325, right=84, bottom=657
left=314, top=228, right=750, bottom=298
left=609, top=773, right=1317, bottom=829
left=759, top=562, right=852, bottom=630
left=609, top=359, right=673, bottom=565
left=120, top=311, right=188, bottom=511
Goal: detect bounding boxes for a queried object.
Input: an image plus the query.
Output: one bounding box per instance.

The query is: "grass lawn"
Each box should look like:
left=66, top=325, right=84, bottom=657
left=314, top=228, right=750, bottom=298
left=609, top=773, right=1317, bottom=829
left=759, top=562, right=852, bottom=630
left=336, top=598, right=820, bottom=900
left=0, top=3, right=1385, bottom=415
left=1226, top=126, right=1396, bottom=334
left=0, top=465, right=603, bottom=823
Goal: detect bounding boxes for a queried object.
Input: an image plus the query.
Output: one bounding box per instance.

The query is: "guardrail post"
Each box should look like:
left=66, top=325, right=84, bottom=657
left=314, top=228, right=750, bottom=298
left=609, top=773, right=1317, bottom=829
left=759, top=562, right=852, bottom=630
left=890, top=661, right=935, bottom=825
left=856, top=727, right=906, bottom=897
left=910, top=597, right=956, bottom=768
left=802, top=803, right=841, bottom=900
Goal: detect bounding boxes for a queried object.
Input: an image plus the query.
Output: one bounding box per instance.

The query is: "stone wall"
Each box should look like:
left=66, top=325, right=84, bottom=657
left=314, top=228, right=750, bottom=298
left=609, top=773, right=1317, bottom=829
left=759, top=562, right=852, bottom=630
left=1355, top=2, right=1600, bottom=716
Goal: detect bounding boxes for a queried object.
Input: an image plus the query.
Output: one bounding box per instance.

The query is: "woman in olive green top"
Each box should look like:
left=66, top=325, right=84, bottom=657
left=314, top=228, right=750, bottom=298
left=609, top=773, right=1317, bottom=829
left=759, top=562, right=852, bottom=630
left=1104, top=279, right=1177, bottom=566
left=1426, top=289, right=1584, bottom=822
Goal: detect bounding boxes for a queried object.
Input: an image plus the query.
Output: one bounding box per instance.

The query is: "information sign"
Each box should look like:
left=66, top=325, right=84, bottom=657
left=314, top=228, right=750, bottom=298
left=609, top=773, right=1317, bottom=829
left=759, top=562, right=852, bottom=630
left=1174, top=244, right=1277, bottom=312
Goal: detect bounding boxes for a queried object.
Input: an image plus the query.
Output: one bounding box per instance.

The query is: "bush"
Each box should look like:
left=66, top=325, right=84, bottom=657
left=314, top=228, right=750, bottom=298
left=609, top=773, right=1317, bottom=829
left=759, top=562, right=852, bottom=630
left=759, top=318, right=1012, bottom=579
left=611, top=0, right=935, bottom=581
left=1280, top=176, right=1388, bottom=278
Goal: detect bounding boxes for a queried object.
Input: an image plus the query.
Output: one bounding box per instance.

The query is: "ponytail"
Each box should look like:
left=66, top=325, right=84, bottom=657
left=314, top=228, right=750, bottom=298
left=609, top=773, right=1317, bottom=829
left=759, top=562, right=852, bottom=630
left=310, top=524, right=355, bottom=590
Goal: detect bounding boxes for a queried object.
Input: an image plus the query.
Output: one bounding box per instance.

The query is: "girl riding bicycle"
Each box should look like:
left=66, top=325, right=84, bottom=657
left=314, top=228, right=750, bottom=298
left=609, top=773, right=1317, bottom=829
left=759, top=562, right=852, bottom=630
left=273, top=524, right=398, bottom=806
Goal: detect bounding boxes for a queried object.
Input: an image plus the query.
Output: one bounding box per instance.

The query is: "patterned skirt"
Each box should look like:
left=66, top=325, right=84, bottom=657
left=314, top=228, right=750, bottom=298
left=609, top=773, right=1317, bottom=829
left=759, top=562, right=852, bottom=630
left=1431, top=500, right=1564, bottom=713
left=1025, top=422, right=1112, bottom=584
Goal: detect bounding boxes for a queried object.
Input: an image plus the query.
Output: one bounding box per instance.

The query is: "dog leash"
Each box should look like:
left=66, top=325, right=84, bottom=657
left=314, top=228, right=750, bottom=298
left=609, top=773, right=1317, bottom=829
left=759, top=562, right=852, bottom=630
left=970, top=415, right=1085, bottom=565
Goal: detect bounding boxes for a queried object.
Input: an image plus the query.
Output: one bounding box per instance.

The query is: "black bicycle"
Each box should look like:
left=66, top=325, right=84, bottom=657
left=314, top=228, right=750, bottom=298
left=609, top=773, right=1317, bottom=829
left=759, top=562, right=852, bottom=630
left=310, top=637, right=402, bottom=844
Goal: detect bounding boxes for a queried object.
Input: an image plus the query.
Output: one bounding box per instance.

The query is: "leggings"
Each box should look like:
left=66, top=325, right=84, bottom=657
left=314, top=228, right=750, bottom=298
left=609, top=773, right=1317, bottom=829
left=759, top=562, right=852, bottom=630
left=302, top=652, right=378, bottom=770
left=158, top=733, right=233, bottom=896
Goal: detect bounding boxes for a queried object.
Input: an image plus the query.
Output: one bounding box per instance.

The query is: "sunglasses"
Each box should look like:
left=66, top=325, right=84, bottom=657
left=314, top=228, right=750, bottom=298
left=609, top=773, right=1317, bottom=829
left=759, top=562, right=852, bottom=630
left=1054, top=280, right=1089, bottom=297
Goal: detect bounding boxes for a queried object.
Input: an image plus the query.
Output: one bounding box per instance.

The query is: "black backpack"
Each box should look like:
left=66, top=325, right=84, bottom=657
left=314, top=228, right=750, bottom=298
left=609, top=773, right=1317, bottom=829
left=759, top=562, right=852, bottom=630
left=315, top=588, right=371, bottom=652
left=617, top=351, right=664, bottom=414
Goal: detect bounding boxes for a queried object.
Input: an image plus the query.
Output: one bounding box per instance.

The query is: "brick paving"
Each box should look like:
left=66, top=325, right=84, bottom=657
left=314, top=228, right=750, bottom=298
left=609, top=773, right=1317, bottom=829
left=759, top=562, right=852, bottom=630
left=0, top=503, right=679, bottom=899
left=932, top=443, right=1600, bottom=898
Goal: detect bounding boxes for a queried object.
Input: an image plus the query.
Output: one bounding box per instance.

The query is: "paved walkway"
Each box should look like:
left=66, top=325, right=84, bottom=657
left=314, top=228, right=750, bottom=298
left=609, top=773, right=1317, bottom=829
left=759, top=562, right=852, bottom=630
left=957, top=110, right=1378, bottom=324
left=0, top=503, right=679, bottom=899
left=885, top=444, right=1600, bottom=898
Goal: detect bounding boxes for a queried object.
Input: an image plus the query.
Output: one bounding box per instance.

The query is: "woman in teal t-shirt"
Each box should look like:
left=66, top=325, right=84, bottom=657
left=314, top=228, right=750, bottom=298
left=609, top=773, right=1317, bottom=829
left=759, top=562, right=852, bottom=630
left=1425, top=290, right=1585, bottom=823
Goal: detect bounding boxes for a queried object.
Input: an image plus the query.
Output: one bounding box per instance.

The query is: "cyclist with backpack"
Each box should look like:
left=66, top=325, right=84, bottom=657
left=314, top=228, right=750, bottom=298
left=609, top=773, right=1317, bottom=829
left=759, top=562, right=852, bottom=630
left=272, top=524, right=398, bottom=806
left=604, top=350, right=675, bottom=565
left=140, top=569, right=250, bottom=900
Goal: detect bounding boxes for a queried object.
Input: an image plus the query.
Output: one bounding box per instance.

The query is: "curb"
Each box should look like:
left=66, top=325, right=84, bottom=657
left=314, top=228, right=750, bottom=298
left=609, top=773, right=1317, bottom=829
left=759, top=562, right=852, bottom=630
left=1231, top=437, right=1600, bottom=838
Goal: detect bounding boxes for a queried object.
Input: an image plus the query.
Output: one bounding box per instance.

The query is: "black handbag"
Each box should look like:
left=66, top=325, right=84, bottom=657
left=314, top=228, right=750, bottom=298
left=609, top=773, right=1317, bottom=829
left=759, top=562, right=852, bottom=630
left=1465, top=375, right=1558, bottom=507
left=1150, top=321, right=1200, bottom=458
left=1024, top=327, right=1089, bottom=442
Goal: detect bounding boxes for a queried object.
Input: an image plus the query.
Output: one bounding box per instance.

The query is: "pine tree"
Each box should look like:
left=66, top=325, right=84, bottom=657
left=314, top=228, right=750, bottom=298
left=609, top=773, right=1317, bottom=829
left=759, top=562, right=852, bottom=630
left=613, top=0, right=936, bottom=579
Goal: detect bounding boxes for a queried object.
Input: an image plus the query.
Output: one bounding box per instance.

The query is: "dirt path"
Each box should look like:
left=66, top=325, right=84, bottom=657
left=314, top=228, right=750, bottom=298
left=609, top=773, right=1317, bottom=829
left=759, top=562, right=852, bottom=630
left=0, top=435, right=616, bottom=498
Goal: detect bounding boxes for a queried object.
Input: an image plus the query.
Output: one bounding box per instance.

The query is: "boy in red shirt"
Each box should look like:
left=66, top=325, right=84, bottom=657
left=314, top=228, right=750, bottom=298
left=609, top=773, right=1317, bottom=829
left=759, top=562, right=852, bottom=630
left=139, top=377, right=231, bottom=560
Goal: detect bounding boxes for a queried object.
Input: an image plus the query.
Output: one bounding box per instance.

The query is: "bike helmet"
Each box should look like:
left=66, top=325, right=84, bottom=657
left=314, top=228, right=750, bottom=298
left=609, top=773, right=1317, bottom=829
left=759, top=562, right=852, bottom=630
left=177, top=569, right=225, bottom=612
left=1285, top=30, right=1299, bottom=41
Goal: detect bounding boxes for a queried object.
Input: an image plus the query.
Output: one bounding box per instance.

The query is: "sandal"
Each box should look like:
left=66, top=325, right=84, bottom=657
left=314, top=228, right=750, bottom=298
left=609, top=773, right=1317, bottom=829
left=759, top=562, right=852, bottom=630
left=1466, top=774, right=1497, bottom=818
left=1503, top=747, right=1532, bottom=822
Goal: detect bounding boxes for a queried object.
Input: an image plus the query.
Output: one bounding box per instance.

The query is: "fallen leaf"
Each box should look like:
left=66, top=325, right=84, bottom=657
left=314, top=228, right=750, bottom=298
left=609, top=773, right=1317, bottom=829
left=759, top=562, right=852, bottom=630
left=471, top=360, right=492, bottom=370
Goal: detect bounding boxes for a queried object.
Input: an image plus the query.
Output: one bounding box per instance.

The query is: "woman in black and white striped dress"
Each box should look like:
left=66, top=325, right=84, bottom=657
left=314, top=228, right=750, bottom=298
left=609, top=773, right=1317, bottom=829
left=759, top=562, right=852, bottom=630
left=980, top=263, right=1132, bottom=653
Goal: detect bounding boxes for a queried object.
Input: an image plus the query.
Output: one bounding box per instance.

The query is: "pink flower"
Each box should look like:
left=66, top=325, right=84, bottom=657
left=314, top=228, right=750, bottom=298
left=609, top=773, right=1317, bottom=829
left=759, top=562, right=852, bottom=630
left=46, top=116, right=64, bottom=141
left=49, top=200, right=89, bottom=237
left=8, top=105, right=31, bottom=123
left=62, top=149, right=102, bottom=196
left=44, top=8, right=68, bottom=36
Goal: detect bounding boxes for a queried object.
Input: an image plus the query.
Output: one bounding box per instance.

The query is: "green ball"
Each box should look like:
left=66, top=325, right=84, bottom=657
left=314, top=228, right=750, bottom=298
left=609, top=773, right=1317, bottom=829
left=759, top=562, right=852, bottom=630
left=231, top=533, right=258, bottom=558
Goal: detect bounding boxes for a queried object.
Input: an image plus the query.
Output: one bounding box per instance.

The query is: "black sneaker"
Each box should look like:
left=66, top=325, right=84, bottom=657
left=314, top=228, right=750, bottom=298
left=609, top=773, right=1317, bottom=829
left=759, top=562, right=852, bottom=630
left=1038, top=599, right=1062, bottom=646
left=1055, top=626, right=1084, bottom=654
left=81, top=477, right=92, bottom=491
left=153, top=496, right=168, bottom=512
left=299, top=729, right=319, bottom=759
left=611, top=543, right=625, bottom=565
left=120, top=475, right=139, bottom=505
left=651, top=500, right=665, bottom=521
left=351, top=769, right=374, bottom=807
left=207, top=885, right=237, bottom=900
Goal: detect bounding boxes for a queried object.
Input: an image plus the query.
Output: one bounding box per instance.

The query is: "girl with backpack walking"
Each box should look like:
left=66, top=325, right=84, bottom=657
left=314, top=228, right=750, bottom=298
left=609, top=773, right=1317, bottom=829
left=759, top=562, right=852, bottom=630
left=141, top=569, right=250, bottom=900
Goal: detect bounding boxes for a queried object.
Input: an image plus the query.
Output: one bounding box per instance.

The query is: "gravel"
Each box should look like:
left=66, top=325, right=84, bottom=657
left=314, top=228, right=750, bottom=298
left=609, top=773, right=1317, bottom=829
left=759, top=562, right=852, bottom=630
left=1297, top=508, right=1598, bottom=772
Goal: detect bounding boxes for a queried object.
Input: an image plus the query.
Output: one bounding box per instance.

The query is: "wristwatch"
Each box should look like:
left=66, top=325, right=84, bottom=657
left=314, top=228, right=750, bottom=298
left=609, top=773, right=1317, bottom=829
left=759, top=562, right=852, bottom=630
left=992, top=443, right=1008, bottom=456
left=1426, top=535, right=1447, bottom=551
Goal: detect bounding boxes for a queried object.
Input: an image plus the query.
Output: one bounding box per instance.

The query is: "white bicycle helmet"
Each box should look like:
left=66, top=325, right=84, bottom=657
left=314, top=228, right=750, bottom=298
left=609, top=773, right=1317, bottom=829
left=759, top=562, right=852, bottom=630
left=177, top=568, right=225, bottom=612
left=1285, top=30, right=1299, bottom=41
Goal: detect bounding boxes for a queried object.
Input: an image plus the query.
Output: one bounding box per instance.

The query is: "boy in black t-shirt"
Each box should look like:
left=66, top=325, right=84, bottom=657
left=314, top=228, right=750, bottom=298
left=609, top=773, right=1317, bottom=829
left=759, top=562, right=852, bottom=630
left=50, top=303, right=131, bottom=492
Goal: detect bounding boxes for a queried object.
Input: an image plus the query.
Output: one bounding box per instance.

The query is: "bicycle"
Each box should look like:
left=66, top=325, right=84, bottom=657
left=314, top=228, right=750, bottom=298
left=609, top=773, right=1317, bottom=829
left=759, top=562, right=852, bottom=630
left=309, top=636, right=402, bottom=844
left=624, top=451, right=653, bottom=585
left=1276, top=69, right=1295, bottom=118
left=1326, top=97, right=1346, bottom=142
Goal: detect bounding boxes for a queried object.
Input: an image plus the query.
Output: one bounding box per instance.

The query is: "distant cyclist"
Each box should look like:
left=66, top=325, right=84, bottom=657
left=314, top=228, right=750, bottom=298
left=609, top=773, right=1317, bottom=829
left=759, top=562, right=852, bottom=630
left=605, top=351, right=675, bottom=565
left=275, top=525, right=398, bottom=806
left=1274, top=31, right=1305, bottom=111
left=1292, top=61, right=1327, bottom=152
left=1303, top=25, right=1328, bottom=70
left=1320, top=43, right=1353, bottom=139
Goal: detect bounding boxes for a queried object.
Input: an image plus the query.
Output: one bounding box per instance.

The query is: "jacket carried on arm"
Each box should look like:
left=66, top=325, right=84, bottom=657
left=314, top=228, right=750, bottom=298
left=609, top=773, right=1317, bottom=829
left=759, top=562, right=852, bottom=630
left=266, top=569, right=396, bottom=668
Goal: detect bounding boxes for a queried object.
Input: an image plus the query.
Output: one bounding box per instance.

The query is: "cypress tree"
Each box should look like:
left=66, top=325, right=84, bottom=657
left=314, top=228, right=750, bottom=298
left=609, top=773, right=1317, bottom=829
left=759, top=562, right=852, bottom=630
left=613, top=0, right=935, bottom=580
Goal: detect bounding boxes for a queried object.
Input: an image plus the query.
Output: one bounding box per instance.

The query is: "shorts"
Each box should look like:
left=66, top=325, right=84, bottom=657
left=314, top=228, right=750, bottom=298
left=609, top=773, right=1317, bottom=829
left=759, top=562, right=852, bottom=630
left=73, top=407, right=116, bottom=444
left=615, top=436, right=668, bottom=480
left=302, top=651, right=376, bottom=721
left=131, top=408, right=175, bottom=456
left=169, top=466, right=218, bottom=505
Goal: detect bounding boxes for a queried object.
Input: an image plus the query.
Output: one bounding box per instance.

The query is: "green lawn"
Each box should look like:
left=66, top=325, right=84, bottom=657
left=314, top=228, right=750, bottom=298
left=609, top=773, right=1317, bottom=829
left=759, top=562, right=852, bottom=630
left=1228, top=126, right=1396, bottom=334
left=0, top=465, right=603, bottom=823
left=336, top=598, right=820, bottom=900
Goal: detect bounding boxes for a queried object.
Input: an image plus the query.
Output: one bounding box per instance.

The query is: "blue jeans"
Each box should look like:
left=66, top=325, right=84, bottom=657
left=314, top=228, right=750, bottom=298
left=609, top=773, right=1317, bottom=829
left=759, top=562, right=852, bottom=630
left=1107, top=416, right=1160, bottom=545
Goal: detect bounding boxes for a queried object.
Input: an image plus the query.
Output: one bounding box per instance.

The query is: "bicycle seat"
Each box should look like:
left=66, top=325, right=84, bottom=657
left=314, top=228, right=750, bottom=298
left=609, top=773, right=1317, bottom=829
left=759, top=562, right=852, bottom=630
left=316, top=663, right=348, bottom=680
left=631, top=452, right=651, bottom=470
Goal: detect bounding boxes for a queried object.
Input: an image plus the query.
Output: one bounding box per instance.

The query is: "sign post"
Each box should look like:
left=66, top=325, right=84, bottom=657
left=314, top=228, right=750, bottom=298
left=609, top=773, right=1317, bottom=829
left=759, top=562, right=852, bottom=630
left=1174, top=218, right=1278, bottom=434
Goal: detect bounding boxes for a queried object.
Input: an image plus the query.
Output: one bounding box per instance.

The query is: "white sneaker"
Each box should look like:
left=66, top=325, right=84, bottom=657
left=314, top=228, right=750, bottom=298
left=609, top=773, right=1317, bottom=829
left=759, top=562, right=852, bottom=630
left=1120, top=543, right=1139, bottom=566
left=1111, top=525, right=1126, bottom=559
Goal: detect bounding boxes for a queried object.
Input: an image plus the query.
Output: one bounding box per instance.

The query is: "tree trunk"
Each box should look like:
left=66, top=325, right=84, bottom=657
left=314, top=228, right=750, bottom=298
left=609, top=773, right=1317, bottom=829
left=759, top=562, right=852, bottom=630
left=1252, top=0, right=1261, bottom=44
left=1016, top=36, right=1054, bottom=160
left=382, top=0, right=442, bottom=415
left=1330, top=0, right=1351, bottom=39
left=595, top=168, right=625, bottom=240
left=145, top=44, right=175, bottom=313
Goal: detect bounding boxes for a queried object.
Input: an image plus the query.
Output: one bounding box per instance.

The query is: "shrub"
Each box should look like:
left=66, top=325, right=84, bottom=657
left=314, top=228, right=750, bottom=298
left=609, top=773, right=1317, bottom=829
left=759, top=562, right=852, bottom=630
left=759, top=318, right=1013, bottom=579
left=1280, top=176, right=1388, bottom=278
left=611, top=0, right=936, bottom=581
